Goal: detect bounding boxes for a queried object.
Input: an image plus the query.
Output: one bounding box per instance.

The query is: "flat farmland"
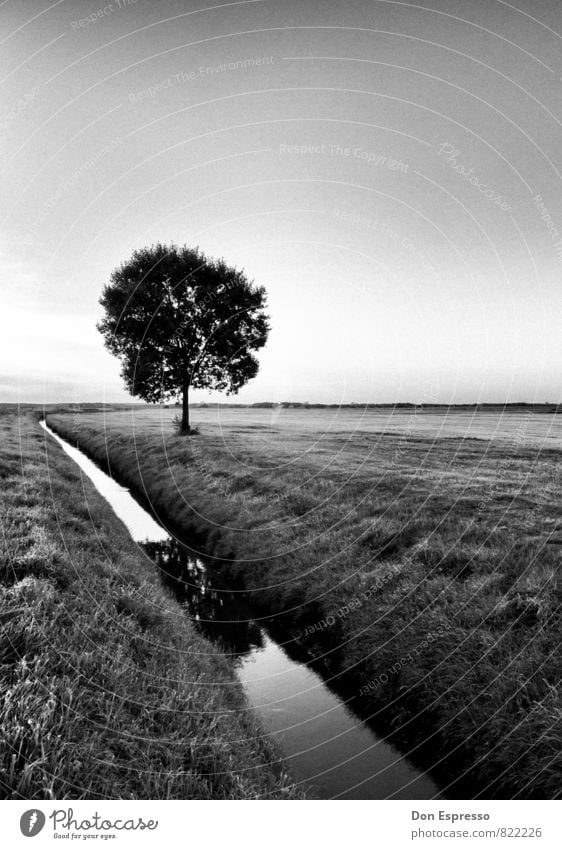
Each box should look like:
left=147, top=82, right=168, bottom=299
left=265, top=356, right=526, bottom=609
left=78, top=405, right=562, bottom=448
left=48, top=406, right=562, bottom=799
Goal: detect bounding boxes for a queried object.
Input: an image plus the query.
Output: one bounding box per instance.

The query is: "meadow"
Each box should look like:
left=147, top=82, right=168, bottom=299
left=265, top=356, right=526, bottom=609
left=47, top=405, right=561, bottom=799
left=0, top=409, right=299, bottom=799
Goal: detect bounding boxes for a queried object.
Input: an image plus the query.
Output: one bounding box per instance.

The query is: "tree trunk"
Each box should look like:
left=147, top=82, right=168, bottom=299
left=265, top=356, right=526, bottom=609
left=181, top=382, right=190, bottom=433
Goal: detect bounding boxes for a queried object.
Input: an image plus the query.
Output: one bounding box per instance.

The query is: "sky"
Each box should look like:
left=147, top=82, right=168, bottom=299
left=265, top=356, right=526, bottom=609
left=1, top=0, right=561, bottom=404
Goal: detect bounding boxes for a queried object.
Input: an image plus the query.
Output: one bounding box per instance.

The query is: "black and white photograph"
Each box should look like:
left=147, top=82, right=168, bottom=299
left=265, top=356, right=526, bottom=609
left=0, top=0, right=560, bottom=844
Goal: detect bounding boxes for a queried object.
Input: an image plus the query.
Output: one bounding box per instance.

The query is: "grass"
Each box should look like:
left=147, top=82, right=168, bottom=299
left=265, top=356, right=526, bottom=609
left=47, top=406, right=562, bottom=799
left=0, top=410, right=301, bottom=800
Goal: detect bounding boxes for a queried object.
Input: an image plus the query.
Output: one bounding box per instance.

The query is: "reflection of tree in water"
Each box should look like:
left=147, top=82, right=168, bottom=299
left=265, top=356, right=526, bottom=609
left=143, top=539, right=264, bottom=658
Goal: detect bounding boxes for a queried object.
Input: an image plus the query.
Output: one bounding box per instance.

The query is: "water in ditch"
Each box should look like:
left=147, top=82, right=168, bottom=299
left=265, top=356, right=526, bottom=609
left=41, top=419, right=441, bottom=800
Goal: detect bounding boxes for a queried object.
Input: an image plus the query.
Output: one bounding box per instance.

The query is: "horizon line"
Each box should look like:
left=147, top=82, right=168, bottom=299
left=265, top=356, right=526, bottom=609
left=3, top=400, right=562, bottom=409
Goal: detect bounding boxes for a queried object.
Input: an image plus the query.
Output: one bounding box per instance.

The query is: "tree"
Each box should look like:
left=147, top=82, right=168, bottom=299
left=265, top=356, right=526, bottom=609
left=97, top=243, right=269, bottom=433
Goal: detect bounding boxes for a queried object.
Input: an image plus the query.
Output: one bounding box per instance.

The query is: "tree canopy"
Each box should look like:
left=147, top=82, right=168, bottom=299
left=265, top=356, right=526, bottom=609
left=97, top=243, right=269, bottom=431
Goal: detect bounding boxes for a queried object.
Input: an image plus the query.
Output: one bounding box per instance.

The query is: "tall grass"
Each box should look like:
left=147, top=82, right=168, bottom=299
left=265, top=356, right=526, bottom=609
left=0, top=411, right=300, bottom=799
left=47, top=408, right=562, bottom=799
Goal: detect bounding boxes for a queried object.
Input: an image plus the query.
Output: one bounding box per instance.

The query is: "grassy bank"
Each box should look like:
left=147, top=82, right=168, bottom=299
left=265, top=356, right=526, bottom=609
left=0, top=410, right=300, bottom=799
left=48, top=408, right=561, bottom=799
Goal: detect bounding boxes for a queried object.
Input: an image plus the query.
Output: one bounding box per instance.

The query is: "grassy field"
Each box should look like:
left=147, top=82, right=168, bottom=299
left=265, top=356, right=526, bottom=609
left=0, top=409, right=300, bottom=800
left=47, top=406, right=561, bottom=799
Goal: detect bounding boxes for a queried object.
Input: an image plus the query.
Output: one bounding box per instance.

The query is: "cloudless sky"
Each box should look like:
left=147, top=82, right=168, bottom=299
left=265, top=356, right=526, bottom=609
left=1, top=0, right=561, bottom=404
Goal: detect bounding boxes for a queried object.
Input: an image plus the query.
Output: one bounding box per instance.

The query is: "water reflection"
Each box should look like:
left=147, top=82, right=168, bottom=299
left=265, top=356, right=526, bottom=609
left=143, top=539, right=264, bottom=656
left=143, top=539, right=442, bottom=799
